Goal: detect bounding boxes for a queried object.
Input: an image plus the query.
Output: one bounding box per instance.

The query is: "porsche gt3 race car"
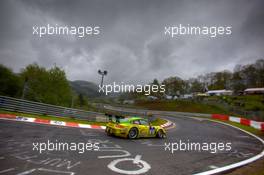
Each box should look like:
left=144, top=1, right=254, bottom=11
left=105, top=116, right=166, bottom=139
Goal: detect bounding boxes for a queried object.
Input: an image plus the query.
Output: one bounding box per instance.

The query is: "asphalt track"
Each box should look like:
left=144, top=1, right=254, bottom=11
left=0, top=115, right=263, bottom=175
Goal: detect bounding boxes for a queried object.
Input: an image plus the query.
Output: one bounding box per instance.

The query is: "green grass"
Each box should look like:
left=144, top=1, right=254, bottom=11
left=133, top=95, right=264, bottom=121
left=0, top=109, right=107, bottom=126
left=210, top=95, right=264, bottom=112
left=135, top=100, right=228, bottom=114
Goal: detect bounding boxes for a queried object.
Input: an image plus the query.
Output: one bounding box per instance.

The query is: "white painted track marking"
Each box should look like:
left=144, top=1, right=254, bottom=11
left=98, top=149, right=131, bottom=159
left=0, top=168, right=15, bottom=174
left=107, top=155, right=151, bottom=175
left=194, top=120, right=264, bottom=175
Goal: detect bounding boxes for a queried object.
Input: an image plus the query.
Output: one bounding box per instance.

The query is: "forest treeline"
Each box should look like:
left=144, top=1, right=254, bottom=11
left=0, top=59, right=263, bottom=106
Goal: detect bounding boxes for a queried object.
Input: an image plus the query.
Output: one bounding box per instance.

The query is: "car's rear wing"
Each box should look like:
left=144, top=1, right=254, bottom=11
left=105, top=113, right=125, bottom=123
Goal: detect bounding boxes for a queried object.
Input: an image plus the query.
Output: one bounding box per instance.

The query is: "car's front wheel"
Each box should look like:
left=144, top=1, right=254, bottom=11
left=106, top=127, right=112, bottom=136
left=156, top=130, right=165, bottom=138
left=128, top=127, right=138, bottom=139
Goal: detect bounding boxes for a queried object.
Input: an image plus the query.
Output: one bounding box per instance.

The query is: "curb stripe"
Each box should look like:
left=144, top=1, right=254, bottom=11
left=0, top=113, right=16, bottom=119
left=78, top=124, right=92, bottom=128
left=16, top=116, right=36, bottom=122
left=66, top=122, right=79, bottom=127
left=250, top=121, right=261, bottom=130
left=0, top=114, right=105, bottom=130
left=91, top=125, right=102, bottom=129
left=241, top=118, right=250, bottom=126
left=211, top=114, right=264, bottom=132
left=50, top=120, right=66, bottom=126
left=35, top=118, right=50, bottom=124
left=212, top=114, right=229, bottom=121
left=229, top=116, right=241, bottom=123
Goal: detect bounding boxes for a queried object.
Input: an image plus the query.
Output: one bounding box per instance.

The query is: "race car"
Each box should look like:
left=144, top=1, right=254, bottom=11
left=105, top=116, right=166, bottom=139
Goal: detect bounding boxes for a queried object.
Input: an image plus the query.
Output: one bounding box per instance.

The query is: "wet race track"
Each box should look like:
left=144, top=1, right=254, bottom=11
left=0, top=115, right=263, bottom=175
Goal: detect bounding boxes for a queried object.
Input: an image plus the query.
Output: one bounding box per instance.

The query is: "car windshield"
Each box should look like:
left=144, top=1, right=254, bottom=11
left=132, top=120, right=140, bottom=124
left=140, top=120, right=149, bottom=125
left=119, top=118, right=129, bottom=123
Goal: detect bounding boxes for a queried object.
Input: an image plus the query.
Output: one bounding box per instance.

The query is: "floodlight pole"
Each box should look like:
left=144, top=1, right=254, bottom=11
left=98, top=69, right=107, bottom=87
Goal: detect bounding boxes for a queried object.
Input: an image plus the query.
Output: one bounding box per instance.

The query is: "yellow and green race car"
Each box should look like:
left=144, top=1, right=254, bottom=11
left=105, top=117, right=166, bottom=139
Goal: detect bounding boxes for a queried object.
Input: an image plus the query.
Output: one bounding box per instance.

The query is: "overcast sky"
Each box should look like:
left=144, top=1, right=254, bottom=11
left=0, top=0, right=263, bottom=84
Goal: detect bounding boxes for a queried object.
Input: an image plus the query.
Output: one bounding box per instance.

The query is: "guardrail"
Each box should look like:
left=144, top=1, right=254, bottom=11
left=0, top=96, right=105, bottom=121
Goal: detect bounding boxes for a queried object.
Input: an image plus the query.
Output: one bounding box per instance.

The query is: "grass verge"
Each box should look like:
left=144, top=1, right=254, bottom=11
left=135, top=100, right=229, bottom=114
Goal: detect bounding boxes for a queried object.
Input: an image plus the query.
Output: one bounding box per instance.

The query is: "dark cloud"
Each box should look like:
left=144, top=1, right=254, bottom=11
left=0, top=0, right=263, bottom=84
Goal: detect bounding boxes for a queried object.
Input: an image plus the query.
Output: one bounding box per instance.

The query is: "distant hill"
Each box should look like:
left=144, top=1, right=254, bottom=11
left=69, top=80, right=102, bottom=98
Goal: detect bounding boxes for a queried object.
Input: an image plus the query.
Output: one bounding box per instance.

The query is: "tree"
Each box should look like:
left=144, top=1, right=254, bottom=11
left=190, top=79, right=204, bottom=93
left=162, top=76, right=185, bottom=97
left=78, top=94, right=85, bottom=107
left=20, top=63, right=72, bottom=106
left=254, top=59, right=264, bottom=87
left=47, top=66, right=72, bottom=106
left=208, top=71, right=232, bottom=90
left=20, top=63, right=49, bottom=102
left=231, top=71, right=245, bottom=93
left=0, top=64, right=22, bottom=97
left=241, top=65, right=257, bottom=88
left=231, top=59, right=264, bottom=89
left=152, top=79, right=159, bottom=86
left=150, top=78, right=163, bottom=98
